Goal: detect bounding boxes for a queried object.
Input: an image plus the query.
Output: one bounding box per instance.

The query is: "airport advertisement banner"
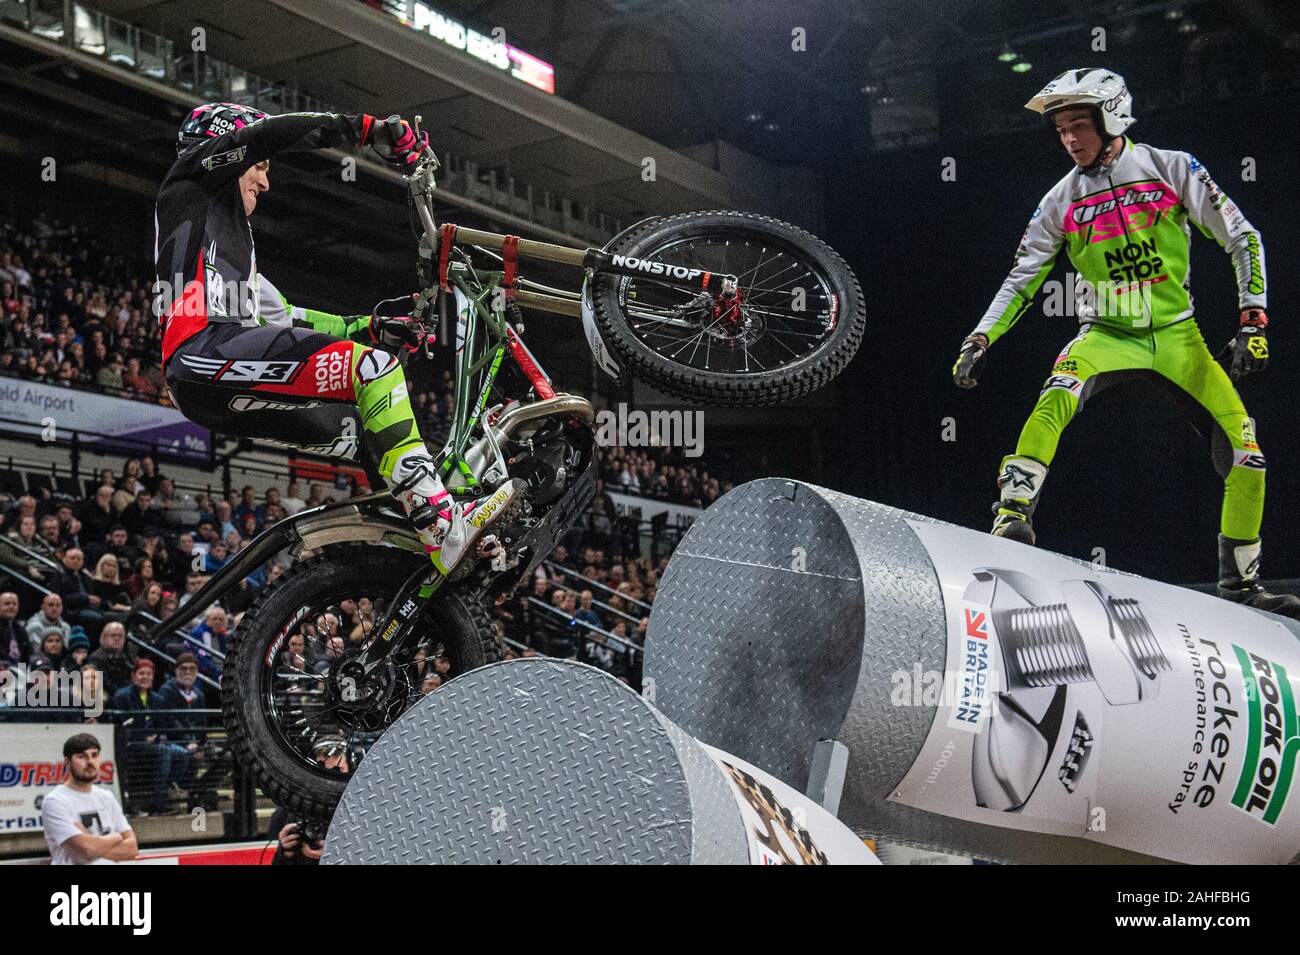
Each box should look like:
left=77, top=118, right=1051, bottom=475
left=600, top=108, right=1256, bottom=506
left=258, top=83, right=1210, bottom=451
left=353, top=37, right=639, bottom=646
left=0, top=377, right=212, bottom=463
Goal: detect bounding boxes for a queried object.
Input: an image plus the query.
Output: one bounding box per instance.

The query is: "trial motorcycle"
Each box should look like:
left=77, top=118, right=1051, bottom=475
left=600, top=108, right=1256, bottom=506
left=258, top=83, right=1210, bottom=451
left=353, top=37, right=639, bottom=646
left=149, top=117, right=865, bottom=818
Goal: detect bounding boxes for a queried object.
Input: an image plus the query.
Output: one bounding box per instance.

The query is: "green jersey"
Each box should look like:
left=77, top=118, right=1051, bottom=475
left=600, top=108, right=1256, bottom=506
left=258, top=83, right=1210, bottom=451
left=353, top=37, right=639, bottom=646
left=974, top=139, right=1265, bottom=344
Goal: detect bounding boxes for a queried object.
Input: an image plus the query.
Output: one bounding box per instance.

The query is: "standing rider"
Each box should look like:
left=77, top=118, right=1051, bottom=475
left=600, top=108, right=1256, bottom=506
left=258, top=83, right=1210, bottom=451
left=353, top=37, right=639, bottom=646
left=155, top=104, right=520, bottom=578
left=951, top=69, right=1299, bottom=618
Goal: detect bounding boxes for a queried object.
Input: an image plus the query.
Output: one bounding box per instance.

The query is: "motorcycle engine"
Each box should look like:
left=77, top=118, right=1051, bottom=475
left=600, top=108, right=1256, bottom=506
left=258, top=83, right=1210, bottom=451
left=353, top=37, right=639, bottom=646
left=508, top=419, right=583, bottom=508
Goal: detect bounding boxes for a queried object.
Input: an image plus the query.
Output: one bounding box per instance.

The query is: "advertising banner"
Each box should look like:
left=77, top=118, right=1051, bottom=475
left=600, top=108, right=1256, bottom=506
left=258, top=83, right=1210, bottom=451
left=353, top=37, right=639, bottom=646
left=889, top=520, right=1300, bottom=864
left=0, top=377, right=211, bottom=462
left=703, top=744, right=879, bottom=865
left=0, top=723, right=122, bottom=832
left=608, top=490, right=699, bottom=531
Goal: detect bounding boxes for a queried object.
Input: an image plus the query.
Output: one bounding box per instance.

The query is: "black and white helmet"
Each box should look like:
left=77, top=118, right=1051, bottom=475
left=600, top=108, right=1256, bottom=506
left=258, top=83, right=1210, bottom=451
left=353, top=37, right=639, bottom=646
left=1024, top=68, right=1135, bottom=138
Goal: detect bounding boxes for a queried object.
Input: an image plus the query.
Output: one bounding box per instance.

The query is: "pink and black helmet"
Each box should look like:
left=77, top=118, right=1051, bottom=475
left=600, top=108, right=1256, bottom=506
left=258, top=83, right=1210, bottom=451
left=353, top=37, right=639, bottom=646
left=177, top=102, right=269, bottom=154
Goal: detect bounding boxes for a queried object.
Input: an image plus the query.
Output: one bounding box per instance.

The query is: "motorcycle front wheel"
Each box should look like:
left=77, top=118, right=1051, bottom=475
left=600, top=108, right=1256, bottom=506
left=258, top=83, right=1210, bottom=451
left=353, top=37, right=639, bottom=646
left=590, top=210, right=865, bottom=406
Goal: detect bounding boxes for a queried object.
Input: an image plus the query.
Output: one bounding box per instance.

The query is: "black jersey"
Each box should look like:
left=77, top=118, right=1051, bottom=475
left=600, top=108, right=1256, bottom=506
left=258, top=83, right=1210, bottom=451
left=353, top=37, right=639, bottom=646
left=154, top=112, right=362, bottom=364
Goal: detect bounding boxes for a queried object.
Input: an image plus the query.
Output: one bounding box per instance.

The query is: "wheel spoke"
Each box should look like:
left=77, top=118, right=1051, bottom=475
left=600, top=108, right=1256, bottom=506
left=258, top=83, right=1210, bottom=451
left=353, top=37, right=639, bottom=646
left=618, top=233, right=836, bottom=377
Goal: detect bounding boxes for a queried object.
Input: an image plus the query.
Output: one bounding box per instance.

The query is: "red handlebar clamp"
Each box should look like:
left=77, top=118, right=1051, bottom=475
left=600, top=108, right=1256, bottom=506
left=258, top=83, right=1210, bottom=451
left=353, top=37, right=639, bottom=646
left=437, top=223, right=458, bottom=292
left=501, top=234, right=520, bottom=300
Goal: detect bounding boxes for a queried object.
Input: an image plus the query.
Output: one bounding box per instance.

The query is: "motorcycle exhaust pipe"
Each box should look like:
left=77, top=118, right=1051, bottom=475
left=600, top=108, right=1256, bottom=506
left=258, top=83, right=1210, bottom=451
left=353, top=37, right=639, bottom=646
left=460, top=393, right=595, bottom=483
left=643, top=478, right=1300, bottom=864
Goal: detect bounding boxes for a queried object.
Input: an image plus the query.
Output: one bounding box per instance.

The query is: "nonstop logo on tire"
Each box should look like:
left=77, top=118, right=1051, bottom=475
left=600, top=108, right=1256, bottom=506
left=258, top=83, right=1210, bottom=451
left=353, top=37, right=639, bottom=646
left=609, top=254, right=703, bottom=281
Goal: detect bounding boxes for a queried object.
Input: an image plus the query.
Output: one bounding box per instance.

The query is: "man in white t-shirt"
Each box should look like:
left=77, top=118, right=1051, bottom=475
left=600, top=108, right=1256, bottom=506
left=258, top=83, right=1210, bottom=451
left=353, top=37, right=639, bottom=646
left=41, top=733, right=138, bottom=865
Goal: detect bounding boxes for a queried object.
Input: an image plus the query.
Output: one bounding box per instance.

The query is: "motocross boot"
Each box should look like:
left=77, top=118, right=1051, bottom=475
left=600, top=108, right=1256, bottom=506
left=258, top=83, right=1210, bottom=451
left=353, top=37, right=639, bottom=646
left=1217, top=535, right=1300, bottom=619
left=390, top=448, right=523, bottom=578
left=990, top=455, right=1047, bottom=546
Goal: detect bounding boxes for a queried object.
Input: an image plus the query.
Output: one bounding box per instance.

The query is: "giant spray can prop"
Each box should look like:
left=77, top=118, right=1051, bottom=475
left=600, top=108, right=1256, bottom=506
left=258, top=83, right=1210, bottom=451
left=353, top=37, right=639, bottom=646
left=644, top=479, right=1300, bottom=864
left=323, top=658, right=877, bottom=865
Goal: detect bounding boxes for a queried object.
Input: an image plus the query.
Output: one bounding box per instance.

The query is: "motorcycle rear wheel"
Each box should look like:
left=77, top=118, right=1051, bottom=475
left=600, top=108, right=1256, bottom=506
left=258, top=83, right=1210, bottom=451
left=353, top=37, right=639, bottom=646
left=221, top=542, right=497, bottom=821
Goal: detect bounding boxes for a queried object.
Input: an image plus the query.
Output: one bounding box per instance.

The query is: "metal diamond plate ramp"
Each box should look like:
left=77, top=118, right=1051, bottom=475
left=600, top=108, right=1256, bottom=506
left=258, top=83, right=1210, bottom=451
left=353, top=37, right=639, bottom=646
left=646, top=478, right=1165, bottom=863
left=322, top=658, right=748, bottom=864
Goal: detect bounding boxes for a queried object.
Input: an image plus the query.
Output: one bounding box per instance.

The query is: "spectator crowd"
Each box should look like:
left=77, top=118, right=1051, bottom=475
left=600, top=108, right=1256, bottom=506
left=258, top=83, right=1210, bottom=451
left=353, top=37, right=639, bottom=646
left=0, top=456, right=357, bottom=813
left=1, top=216, right=168, bottom=402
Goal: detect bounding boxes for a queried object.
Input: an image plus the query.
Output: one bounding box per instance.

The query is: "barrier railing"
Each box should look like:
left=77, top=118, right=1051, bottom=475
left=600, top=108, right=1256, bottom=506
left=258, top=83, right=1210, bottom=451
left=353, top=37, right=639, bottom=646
left=523, top=595, right=640, bottom=666
left=543, top=559, right=653, bottom=613
left=0, top=540, right=222, bottom=690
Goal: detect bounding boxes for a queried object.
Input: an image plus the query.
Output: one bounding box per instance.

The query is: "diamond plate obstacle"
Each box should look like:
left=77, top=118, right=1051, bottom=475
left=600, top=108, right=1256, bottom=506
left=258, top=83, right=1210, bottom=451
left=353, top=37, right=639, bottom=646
left=323, top=658, right=877, bottom=864
left=643, top=479, right=1300, bottom=865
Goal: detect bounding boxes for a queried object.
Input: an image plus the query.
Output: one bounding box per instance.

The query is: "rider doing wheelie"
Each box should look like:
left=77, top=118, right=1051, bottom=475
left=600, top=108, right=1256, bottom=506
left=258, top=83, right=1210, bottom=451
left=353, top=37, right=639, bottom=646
left=155, top=104, right=519, bottom=578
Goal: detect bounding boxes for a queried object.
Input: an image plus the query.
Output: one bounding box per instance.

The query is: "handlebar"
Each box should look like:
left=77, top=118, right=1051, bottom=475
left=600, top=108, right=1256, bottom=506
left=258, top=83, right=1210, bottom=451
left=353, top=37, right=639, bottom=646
left=383, top=113, right=407, bottom=144
left=400, top=113, right=442, bottom=264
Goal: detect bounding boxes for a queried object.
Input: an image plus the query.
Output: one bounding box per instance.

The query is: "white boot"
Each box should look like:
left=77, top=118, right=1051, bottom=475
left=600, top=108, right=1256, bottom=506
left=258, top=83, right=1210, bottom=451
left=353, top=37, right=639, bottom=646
left=390, top=448, right=522, bottom=577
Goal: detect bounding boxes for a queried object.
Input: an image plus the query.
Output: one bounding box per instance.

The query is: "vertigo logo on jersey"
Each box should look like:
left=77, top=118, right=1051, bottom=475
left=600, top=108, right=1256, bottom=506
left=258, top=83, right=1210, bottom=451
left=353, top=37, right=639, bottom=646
left=1063, top=181, right=1178, bottom=244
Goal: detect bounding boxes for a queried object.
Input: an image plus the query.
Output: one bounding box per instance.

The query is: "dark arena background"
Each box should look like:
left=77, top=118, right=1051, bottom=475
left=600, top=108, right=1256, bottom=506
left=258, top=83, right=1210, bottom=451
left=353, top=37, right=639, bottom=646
left=2, top=0, right=1299, bottom=897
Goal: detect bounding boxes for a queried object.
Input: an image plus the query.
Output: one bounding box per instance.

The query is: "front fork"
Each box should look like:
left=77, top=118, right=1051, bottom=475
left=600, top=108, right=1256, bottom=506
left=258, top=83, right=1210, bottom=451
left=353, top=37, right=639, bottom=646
left=353, top=563, right=445, bottom=676
left=351, top=273, right=508, bottom=679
